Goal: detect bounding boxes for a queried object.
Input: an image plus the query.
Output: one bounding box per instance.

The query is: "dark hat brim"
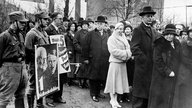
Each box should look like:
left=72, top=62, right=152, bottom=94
left=139, top=11, right=156, bottom=16
left=95, top=20, right=107, bottom=23
left=162, top=30, right=178, bottom=36
left=87, top=20, right=94, bottom=23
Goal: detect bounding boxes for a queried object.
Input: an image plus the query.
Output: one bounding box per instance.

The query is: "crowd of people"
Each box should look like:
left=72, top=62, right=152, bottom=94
left=0, top=5, right=192, bottom=108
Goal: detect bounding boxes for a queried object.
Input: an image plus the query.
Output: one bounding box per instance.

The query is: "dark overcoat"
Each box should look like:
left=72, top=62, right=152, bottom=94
left=64, top=31, right=81, bottom=78
left=83, top=29, right=110, bottom=80
left=130, top=22, right=158, bottom=98
left=74, top=29, right=89, bottom=78
left=148, top=37, right=181, bottom=108
left=173, top=40, right=192, bottom=108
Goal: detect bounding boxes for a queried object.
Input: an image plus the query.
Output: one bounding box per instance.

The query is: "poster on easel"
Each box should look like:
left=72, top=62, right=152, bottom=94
left=35, top=44, right=59, bottom=99
left=50, top=35, right=71, bottom=73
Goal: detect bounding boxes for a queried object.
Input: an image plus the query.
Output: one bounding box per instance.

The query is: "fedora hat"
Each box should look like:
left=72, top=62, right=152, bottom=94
left=95, top=16, right=107, bottom=23
left=9, top=11, right=28, bottom=22
left=139, top=6, right=156, bottom=16
left=162, top=24, right=178, bottom=36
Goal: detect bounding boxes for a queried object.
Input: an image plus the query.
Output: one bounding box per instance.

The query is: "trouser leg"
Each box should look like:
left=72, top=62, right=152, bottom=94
left=89, top=79, right=97, bottom=97
left=0, top=105, right=6, bottom=108
left=27, top=94, right=34, bottom=108
left=15, top=63, right=27, bottom=108
left=15, top=97, right=25, bottom=108
left=132, top=96, right=148, bottom=108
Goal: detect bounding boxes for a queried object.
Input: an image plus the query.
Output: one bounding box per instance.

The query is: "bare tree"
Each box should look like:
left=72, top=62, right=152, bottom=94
left=102, top=0, right=148, bottom=21
left=0, top=0, right=22, bottom=33
left=49, top=0, right=54, bottom=13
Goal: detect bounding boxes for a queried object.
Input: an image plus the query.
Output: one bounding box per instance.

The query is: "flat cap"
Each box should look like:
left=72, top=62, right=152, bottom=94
left=9, top=11, right=28, bottom=22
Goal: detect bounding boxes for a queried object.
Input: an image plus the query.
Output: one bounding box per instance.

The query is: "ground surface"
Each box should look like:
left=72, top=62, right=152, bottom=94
left=8, top=84, right=131, bottom=108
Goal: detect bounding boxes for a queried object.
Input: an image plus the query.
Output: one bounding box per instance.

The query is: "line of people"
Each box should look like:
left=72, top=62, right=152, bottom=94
left=1, top=5, right=192, bottom=108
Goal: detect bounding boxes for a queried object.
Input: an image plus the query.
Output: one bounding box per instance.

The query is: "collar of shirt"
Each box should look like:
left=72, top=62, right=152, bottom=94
left=171, top=41, right=175, bottom=49
left=99, top=30, right=104, bottom=36
left=51, top=22, right=59, bottom=31
left=142, top=21, right=151, bottom=28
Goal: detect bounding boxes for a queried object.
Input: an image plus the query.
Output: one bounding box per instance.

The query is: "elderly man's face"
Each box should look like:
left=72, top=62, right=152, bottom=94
left=47, top=54, right=57, bottom=72
left=37, top=51, right=47, bottom=71
left=96, top=22, right=105, bottom=31
left=142, top=14, right=154, bottom=25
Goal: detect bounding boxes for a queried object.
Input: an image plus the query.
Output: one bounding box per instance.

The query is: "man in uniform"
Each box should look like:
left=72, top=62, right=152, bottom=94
left=25, top=11, right=50, bottom=108
left=0, top=11, right=28, bottom=108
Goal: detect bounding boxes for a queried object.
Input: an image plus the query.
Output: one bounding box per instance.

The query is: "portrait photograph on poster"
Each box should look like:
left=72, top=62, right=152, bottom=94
left=50, top=35, right=71, bottom=73
left=35, top=44, right=60, bottom=99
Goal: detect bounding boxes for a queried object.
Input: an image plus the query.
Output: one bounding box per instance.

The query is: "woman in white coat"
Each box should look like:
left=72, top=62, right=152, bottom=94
left=104, top=23, right=132, bottom=108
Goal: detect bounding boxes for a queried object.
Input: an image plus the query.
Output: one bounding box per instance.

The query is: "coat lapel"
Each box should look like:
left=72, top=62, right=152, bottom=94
left=141, top=22, right=152, bottom=39
left=50, top=24, right=60, bottom=34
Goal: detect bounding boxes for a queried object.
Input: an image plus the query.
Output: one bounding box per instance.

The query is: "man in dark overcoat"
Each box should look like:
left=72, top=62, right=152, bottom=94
left=83, top=16, right=110, bottom=102
left=45, top=12, right=66, bottom=106
left=130, top=6, right=158, bottom=108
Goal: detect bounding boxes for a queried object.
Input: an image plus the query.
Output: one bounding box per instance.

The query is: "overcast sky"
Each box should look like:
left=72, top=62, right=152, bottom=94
left=164, top=0, right=192, bottom=25
left=6, top=0, right=192, bottom=25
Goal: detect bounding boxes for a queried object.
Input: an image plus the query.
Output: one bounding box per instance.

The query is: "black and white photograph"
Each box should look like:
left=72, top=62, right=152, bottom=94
left=35, top=44, right=59, bottom=99
left=0, top=0, right=192, bottom=108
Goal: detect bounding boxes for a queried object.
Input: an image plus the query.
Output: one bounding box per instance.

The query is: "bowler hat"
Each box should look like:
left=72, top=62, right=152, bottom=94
left=139, top=6, right=156, bottom=16
left=95, top=16, right=107, bottom=23
left=162, top=24, right=178, bottom=36
left=9, top=11, right=28, bottom=22
left=35, top=11, right=49, bottom=19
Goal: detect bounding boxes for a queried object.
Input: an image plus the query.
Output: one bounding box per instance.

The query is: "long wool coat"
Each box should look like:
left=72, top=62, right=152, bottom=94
left=74, top=29, right=89, bottom=78
left=83, top=29, right=110, bottom=80
left=173, top=40, right=192, bottom=108
left=130, top=22, right=158, bottom=98
left=148, top=37, right=181, bottom=108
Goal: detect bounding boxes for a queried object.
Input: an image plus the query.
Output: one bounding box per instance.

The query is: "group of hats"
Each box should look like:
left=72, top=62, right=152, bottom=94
left=77, top=17, right=94, bottom=26
left=9, top=11, right=51, bottom=22
left=139, top=6, right=178, bottom=36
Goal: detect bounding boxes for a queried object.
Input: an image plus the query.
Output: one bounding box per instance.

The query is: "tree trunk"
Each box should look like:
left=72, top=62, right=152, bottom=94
left=75, top=0, right=81, bottom=21
left=64, top=0, right=69, bottom=18
left=49, top=0, right=54, bottom=13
